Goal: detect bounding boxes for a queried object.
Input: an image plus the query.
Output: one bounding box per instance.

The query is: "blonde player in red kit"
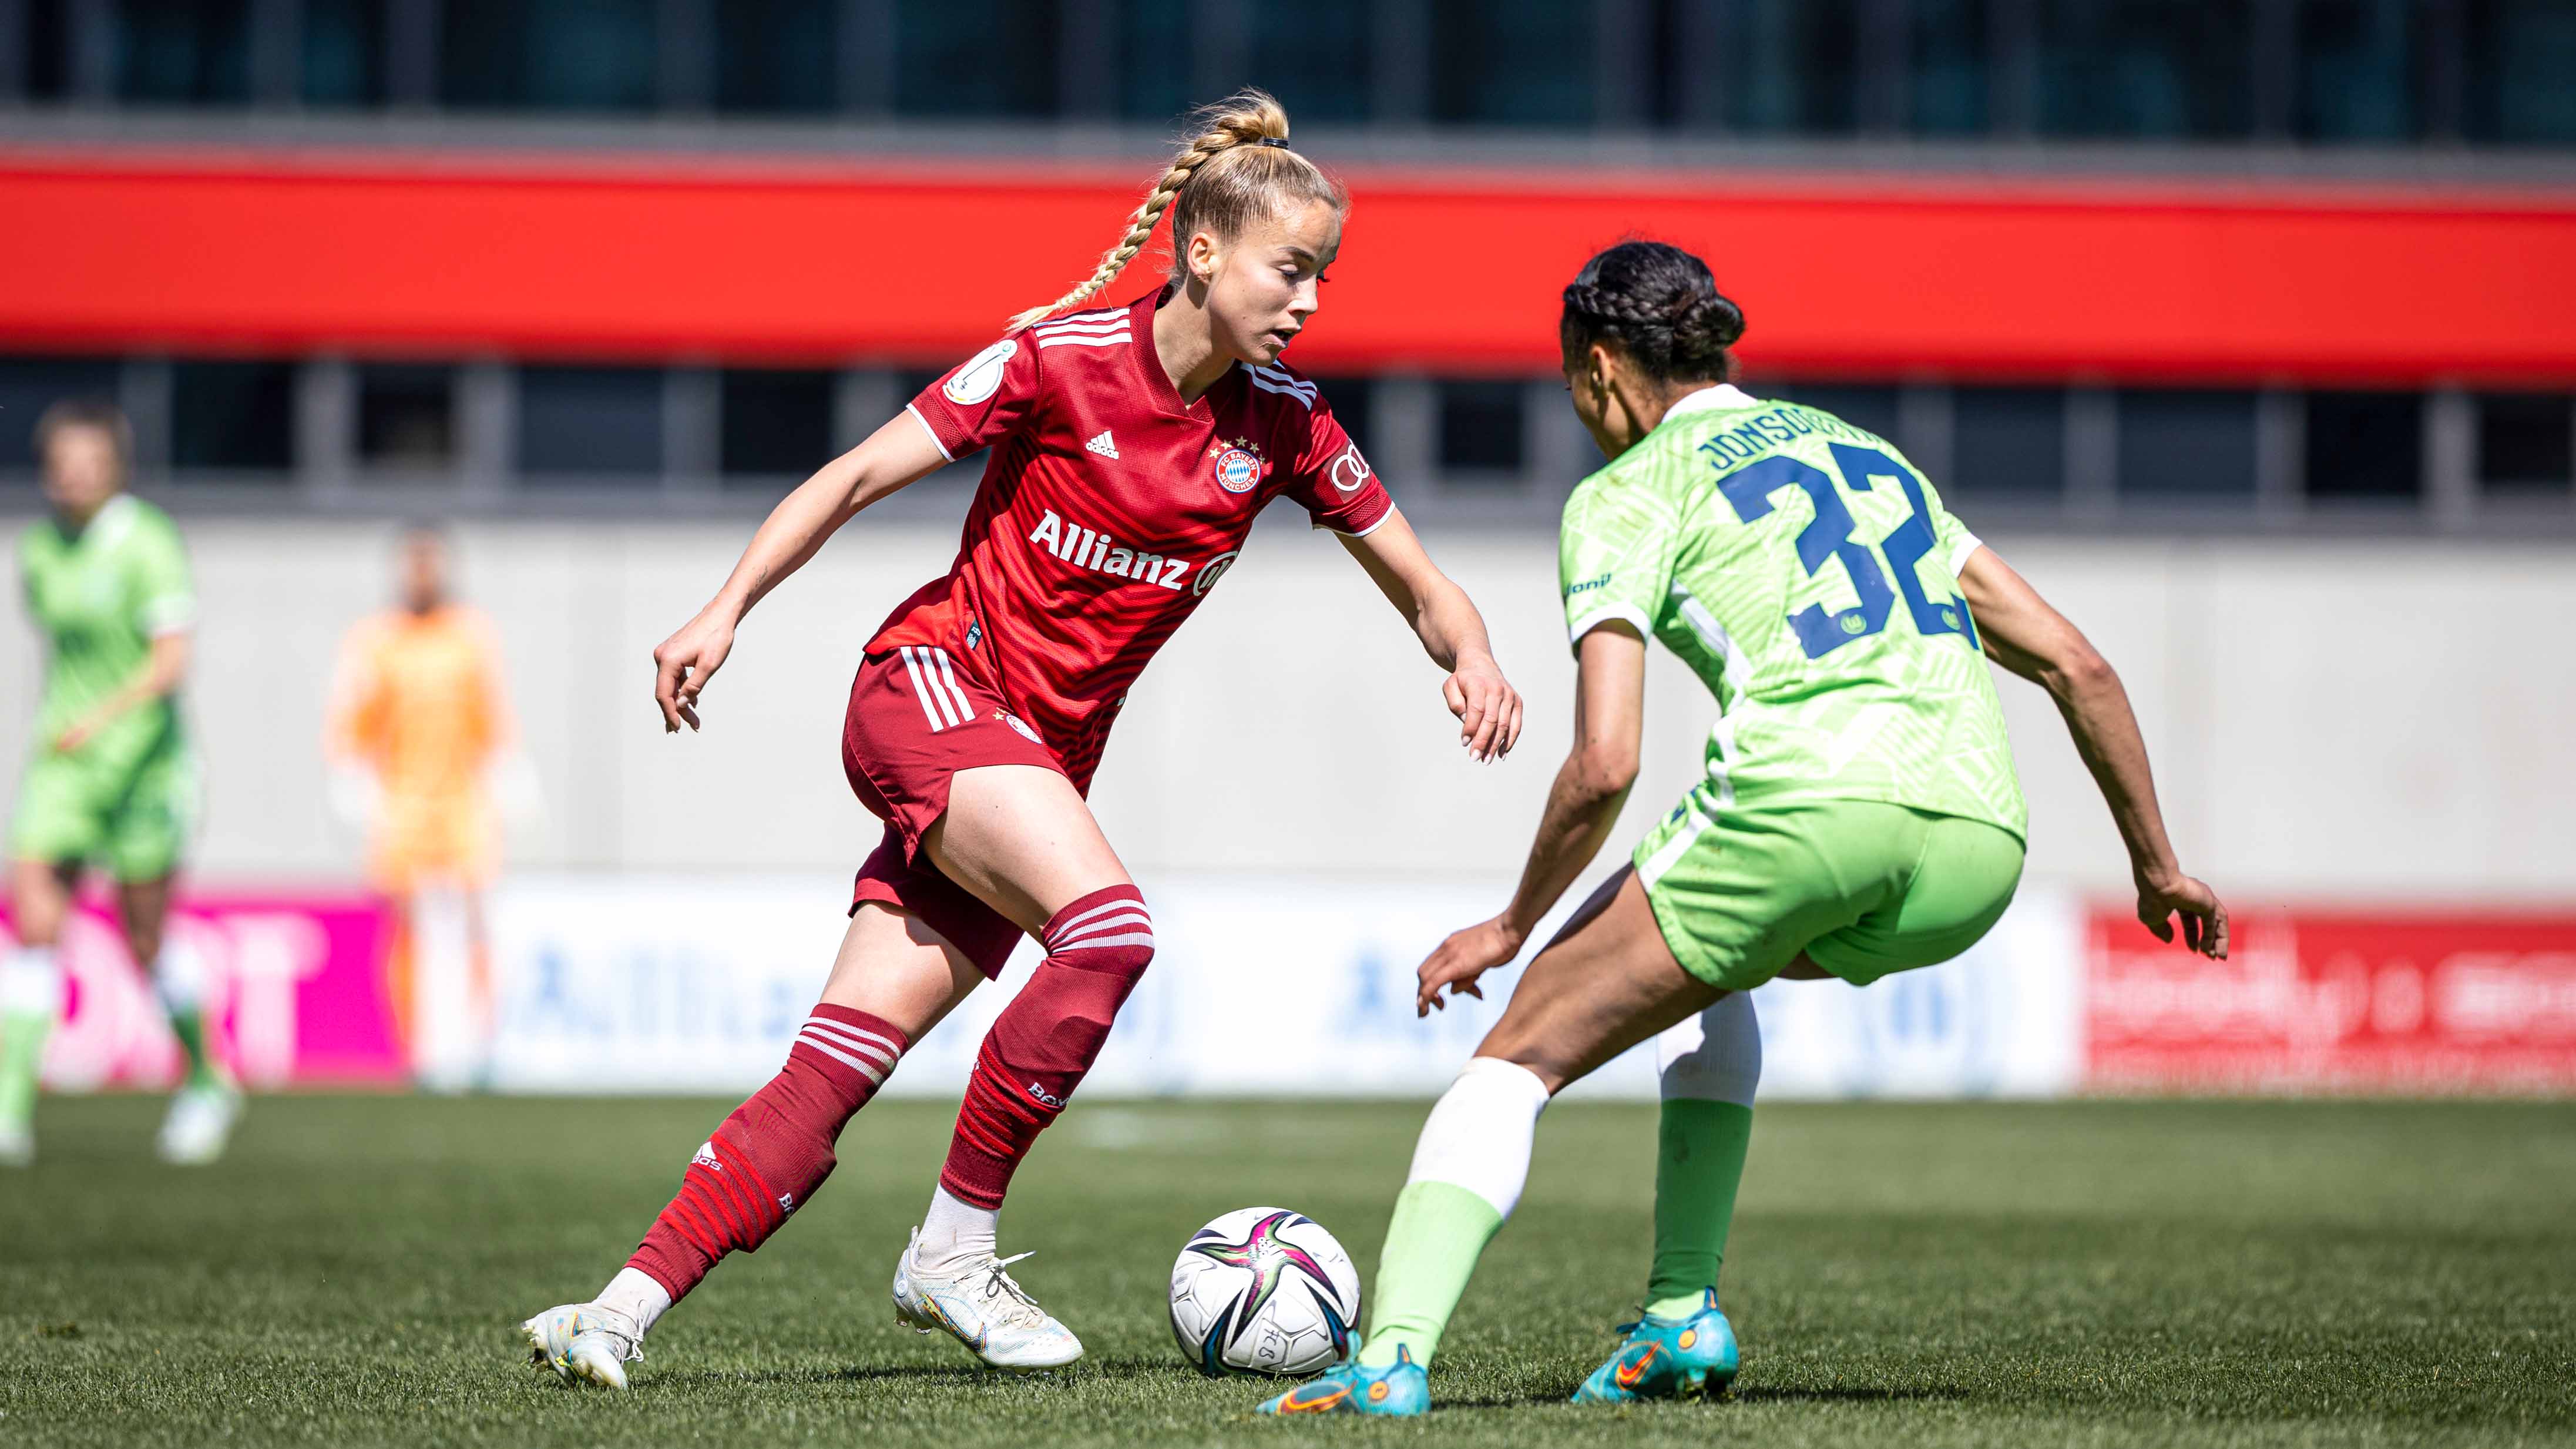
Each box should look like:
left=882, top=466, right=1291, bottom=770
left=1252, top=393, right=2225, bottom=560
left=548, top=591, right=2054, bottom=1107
left=523, top=90, right=1526, bottom=1386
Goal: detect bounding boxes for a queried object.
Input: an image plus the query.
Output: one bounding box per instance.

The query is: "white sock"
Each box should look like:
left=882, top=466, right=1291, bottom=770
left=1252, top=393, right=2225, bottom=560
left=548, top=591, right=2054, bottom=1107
left=152, top=939, right=209, bottom=1015
left=1, top=946, right=63, bottom=1019
left=595, top=1267, right=673, bottom=1338
left=1655, top=990, right=1762, bottom=1106
left=1403, top=1056, right=1553, bottom=1217
left=913, top=1183, right=999, bottom=1271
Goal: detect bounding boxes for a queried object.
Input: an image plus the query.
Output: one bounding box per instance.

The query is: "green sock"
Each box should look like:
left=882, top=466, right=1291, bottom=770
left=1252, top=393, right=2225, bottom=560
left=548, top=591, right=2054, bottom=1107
left=165, top=1006, right=227, bottom=1091
left=1646, top=1099, right=1754, bottom=1319
left=0, top=1009, right=52, bottom=1129
left=1356, top=1180, right=1505, bottom=1368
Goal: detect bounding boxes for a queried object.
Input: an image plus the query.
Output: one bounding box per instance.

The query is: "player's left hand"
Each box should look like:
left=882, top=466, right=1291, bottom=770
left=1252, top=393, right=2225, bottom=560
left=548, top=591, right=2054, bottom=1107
left=1442, top=653, right=1524, bottom=763
left=1416, top=915, right=1525, bottom=1017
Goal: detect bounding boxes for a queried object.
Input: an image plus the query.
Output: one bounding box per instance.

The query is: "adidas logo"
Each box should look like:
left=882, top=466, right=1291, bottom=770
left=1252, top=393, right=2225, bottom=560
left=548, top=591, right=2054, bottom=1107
left=690, top=1141, right=720, bottom=1170
left=1085, top=430, right=1119, bottom=459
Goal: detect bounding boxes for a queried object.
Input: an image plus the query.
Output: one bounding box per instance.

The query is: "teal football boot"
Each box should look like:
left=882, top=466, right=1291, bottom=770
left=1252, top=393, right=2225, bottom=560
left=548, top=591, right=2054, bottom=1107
left=1569, top=1287, right=1738, bottom=1404
left=1256, top=1345, right=1430, bottom=1417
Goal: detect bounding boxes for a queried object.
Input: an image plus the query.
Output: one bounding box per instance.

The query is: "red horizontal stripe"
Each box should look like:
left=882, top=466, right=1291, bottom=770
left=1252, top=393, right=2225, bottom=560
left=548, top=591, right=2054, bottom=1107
left=0, top=147, right=2570, bottom=384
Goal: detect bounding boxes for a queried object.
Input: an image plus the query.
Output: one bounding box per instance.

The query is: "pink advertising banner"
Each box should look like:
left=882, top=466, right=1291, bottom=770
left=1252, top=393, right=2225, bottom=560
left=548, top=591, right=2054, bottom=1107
left=0, top=891, right=404, bottom=1089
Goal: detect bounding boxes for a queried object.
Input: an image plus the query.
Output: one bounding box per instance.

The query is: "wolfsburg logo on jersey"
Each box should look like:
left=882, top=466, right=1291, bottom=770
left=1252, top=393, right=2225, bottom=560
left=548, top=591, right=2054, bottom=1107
left=1026, top=509, right=1201, bottom=591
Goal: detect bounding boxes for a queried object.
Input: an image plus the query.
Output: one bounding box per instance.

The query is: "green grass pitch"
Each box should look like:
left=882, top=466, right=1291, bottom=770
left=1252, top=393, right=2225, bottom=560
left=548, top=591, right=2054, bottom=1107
left=2, top=1095, right=2570, bottom=1448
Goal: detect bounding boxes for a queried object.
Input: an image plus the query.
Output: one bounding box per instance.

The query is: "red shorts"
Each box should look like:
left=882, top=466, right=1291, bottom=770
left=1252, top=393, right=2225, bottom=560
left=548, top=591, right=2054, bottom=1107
left=841, top=644, right=1066, bottom=980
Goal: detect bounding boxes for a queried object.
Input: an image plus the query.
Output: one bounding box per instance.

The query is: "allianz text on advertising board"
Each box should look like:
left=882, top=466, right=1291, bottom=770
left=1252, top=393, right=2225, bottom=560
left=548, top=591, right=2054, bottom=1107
left=0, top=894, right=401, bottom=1090
left=479, top=874, right=2084, bottom=1101
left=2084, top=910, right=2576, bottom=1094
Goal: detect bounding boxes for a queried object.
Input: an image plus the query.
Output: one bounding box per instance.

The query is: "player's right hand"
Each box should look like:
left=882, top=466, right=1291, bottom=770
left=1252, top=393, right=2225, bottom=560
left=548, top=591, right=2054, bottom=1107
left=1415, top=915, right=1526, bottom=1018
left=652, top=611, right=736, bottom=733
left=2137, top=871, right=2228, bottom=959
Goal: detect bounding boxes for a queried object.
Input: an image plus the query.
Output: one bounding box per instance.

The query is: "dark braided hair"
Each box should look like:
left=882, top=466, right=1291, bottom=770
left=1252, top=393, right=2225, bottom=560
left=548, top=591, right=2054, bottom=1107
left=1560, top=241, right=1745, bottom=385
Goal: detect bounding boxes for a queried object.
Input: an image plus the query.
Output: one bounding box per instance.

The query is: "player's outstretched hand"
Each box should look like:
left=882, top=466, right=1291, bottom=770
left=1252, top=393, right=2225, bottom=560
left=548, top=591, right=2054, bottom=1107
left=1442, top=653, right=1525, bottom=764
left=1416, top=915, right=1526, bottom=1018
left=652, top=609, right=737, bottom=733
left=2137, top=871, right=2229, bottom=959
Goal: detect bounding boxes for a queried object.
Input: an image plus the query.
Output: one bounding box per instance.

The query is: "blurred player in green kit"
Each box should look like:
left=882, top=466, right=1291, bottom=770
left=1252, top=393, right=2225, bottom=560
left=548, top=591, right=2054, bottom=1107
left=1, top=398, right=237, bottom=1167
left=1267, top=242, right=2229, bottom=1416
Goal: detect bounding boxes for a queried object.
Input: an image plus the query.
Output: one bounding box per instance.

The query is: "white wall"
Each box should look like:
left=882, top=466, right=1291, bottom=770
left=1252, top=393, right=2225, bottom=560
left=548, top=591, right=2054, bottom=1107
left=4, top=506, right=2571, bottom=902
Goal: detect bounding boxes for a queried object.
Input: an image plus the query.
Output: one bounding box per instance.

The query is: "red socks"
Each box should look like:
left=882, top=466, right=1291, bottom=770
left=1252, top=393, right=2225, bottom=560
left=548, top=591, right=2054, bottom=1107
left=939, top=886, right=1154, bottom=1209
left=626, top=1004, right=906, bottom=1302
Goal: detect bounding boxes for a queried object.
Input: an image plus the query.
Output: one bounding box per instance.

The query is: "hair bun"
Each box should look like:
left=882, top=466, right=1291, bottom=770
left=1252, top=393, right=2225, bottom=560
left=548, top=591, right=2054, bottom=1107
left=1672, top=293, right=1746, bottom=354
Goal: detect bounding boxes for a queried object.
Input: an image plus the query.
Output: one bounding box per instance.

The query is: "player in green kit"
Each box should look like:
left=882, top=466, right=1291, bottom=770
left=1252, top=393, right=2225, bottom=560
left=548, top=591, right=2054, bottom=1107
left=1264, top=242, right=2228, bottom=1416
left=1, top=399, right=237, bottom=1168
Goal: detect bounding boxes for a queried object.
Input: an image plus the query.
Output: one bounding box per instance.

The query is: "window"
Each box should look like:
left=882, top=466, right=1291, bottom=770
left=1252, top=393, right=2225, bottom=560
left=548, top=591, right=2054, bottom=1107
left=2117, top=389, right=2257, bottom=499
left=2477, top=393, right=2573, bottom=495
left=442, top=0, right=659, bottom=111
left=1113, top=0, right=1191, bottom=121
left=895, top=0, right=1057, bottom=117
left=1913, top=0, right=1989, bottom=135
left=2304, top=391, right=2420, bottom=501
left=171, top=361, right=294, bottom=474
left=301, top=0, right=386, bottom=106
left=720, top=369, right=835, bottom=482
left=2465, top=0, right=2576, bottom=145
left=1430, top=0, right=1593, bottom=126
left=1247, top=1, right=1374, bottom=123
left=2296, top=0, right=2419, bottom=142
left=1952, top=387, right=2065, bottom=499
left=117, top=0, right=251, bottom=104
left=0, top=358, right=124, bottom=468
left=518, top=366, right=663, bottom=480
left=2037, top=0, right=2253, bottom=138
left=1436, top=381, right=1524, bottom=474
left=1309, top=377, right=1375, bottom=459
left=24, top=0, right=70, bottom=100
left=358, top=365, right=455, bottom=468
left=1772, top=383, right=1900, bottom=444
left=717, top=0, right=837, bottom=114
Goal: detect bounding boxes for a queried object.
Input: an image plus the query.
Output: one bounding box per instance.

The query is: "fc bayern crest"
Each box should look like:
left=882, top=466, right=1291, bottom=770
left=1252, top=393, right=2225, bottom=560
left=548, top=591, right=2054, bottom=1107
left=1209, top=437, right=1270, bottom=494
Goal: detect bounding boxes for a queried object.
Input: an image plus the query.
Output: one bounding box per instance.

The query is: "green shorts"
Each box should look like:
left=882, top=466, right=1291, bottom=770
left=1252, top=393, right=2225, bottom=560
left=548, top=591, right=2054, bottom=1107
left=1633, top=790, right=2025, bottom=993
left=8, top=745, right=198, bottom=883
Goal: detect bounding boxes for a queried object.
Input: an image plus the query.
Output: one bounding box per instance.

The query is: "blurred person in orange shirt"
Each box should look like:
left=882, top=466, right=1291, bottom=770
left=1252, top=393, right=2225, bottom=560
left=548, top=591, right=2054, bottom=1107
left=326, top=524, right=533, bottom=1089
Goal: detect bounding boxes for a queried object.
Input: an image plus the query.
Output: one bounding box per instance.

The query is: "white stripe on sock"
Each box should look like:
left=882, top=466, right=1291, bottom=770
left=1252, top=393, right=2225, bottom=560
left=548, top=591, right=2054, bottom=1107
left=1052, top=931, right=1156, bottom=952
left=801, top=1018, right=901, bottom=1068
left=1046, top=896, right=1144, bottom=938
left=794, top=1029, right=889, bottom=1085
left=1404, top=1056, right=1553, bottom=1219
left=1048, top=910, right=1153, bottom=947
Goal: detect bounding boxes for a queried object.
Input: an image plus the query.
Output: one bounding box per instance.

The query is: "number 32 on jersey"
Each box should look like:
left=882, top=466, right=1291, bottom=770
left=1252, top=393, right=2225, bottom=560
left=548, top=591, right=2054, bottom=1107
left=1710, top=441, right=1979, bottom=661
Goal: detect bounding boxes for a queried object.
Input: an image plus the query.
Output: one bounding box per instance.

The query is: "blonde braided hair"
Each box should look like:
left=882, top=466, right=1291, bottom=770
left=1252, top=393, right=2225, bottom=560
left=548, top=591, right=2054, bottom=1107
left=1007, top=88, right=1344, bottom=332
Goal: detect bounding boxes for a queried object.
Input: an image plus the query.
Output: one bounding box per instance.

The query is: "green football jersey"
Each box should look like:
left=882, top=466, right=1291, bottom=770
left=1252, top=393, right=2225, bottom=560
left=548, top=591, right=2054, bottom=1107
left=1559, top=385, right=2026, bottom=839
left=18, top=494, right=194, bottom=769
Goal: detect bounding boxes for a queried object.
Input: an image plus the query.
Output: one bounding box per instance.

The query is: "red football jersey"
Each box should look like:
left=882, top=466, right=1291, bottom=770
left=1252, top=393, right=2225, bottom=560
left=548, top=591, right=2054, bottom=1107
left=868, top=289, right=1392, bottom=785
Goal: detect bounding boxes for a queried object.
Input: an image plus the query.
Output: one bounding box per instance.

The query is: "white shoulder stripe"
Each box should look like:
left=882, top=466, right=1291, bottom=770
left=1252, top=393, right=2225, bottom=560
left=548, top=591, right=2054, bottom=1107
left=1035, top=330, right=1133, bottom=350
left=1244, top=370, right=1318, bottom=410
left=1033, top=314, right=1131, bottom=337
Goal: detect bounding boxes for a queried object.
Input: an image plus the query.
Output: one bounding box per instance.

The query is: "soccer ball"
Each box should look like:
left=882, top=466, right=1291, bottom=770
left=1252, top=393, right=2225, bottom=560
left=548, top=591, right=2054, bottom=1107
left=1168, top=1206, right=1362, bottom=1377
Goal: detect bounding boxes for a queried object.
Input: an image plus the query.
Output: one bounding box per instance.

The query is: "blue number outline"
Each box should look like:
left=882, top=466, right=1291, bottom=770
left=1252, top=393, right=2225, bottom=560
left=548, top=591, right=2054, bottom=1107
left=1711, top=444, right=1978, bottom=658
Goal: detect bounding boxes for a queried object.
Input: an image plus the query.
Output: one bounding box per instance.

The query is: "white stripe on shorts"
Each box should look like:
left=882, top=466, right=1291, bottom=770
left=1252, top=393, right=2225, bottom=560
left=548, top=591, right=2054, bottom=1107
left=929, top=648, right=977, bottom=727
left=898, top=647, right=952, bottom=730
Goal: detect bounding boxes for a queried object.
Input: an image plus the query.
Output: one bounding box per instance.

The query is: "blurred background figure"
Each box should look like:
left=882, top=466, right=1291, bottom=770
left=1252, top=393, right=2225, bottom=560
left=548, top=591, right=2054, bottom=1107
left=326, top=523, right=531, bottom=1092
left=2, top=398, right=233, bottom=1166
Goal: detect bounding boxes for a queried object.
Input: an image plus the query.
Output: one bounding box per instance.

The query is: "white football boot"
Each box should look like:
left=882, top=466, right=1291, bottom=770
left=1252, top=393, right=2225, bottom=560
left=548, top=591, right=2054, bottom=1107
left=156, top=1082, right=242, bottom=1165
left=522, top=1303, right=644, bottom=1389
left=891, top=1229, right=1084, bottom=1370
